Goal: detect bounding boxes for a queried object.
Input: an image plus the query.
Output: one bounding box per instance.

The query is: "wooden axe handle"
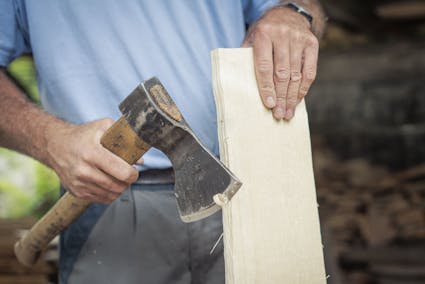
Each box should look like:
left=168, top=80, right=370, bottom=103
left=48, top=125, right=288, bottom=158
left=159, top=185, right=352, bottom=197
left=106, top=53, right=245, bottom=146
left=14, top=116, right=150, bottom=267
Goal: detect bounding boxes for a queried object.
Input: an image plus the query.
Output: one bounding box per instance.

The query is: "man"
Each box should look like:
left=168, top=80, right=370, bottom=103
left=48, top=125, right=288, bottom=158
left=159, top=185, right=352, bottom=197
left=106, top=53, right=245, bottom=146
left=0, top=1, right=326, bottom=283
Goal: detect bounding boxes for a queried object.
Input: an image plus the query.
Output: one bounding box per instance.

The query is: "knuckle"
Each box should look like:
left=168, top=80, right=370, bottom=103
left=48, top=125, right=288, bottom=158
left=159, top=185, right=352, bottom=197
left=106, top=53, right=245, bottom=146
left=80, top=149, right=92, bottom=162
left=251, top=30, right=265, bottom=43
left=287, top=97, right=298, bottom=107
left=259, top=83, right=275, bottom=96
left=299, top=85, right=309, bottom=96
left=69, top=179, right=81, bottom=190
left=257, top=60, right=273, bottom=75
left=106, top=195, right=115, bottom=203
left=124, top=169, right=138, bottom=183
left=105, top=192, right=119, bottom=202
left=276, top=96, right=286, bottom=104
left=74, top=164, right=88, bottom=179
left=291, top=30, right=302, bottom=41
left=113, top=184, right=127, bottom=193
left=274, top=67, right=290, bottom=83
left=307, top=35, right=319, bottom=48
left=278, top=25, right=289, bottom=35
left=104, top=179, right=115, bottom=190
left=72, top=188, right=84, bottom=199
left=84, top=193, right=95, bottom=201
left=290, top=71, right=302, bottom=82
left=256, top=23, right=272, bottom=34
left=304, top=68, right=316, bottom=81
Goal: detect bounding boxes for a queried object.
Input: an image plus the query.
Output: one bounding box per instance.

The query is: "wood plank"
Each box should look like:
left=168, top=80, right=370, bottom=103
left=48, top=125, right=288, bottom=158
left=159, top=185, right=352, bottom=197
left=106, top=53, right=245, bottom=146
left=211, top=48, right=326, bottom=284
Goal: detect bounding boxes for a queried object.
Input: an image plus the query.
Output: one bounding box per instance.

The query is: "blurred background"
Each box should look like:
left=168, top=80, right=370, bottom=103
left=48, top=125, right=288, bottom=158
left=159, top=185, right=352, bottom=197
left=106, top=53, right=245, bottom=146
left=0, top=0, right=424, bottom=283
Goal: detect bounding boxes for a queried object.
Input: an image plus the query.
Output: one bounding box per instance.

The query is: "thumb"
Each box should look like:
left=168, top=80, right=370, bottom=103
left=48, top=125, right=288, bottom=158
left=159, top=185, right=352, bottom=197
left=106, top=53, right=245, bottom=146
left=91, top=118, right=114, bottom=143
left=135, top=157, right=144, bottom=165
left=96, top=118, right=114, bottom=131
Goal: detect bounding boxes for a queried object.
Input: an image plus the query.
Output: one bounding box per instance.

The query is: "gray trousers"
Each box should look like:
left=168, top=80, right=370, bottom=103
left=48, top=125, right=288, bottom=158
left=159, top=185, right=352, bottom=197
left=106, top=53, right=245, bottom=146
left=66, top=184, right=224, bottom=284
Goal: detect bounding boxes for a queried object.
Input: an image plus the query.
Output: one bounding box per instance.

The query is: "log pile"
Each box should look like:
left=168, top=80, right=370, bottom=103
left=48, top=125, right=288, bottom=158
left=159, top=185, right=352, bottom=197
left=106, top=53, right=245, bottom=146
left=313, top=137, right=425, bottom=284
left=308, top=41, right=425, bottom=169
left=321, top=0, right=425, bottom=32
left=376, top=1, right=425, bottom=20
left=0, top=218, right=57, bottom=284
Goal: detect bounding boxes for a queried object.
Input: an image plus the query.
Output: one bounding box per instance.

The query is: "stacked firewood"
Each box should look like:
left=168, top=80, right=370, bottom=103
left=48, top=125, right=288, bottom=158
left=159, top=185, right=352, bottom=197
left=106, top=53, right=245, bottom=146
left=313, top=138, right=425, bottom=284
left=0, top=218, right=57, bottom=284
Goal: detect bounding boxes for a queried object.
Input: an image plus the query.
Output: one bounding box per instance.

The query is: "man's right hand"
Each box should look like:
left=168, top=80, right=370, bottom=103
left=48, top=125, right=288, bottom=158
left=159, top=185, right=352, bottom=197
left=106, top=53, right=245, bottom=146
left=46, top=118, right=139, bottom=204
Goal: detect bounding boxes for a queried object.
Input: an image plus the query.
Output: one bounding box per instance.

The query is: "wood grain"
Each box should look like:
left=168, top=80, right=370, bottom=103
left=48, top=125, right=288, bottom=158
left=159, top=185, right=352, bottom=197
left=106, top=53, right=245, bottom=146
left=211, top=48, right=326, bottom=283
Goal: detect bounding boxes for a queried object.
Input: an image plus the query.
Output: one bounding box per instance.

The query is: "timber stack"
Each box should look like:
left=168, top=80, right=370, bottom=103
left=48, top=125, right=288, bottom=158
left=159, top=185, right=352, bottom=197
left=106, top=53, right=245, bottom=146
left=0, top=218, right=57, bottom=284
left=313, top=138, right=425, bottom=284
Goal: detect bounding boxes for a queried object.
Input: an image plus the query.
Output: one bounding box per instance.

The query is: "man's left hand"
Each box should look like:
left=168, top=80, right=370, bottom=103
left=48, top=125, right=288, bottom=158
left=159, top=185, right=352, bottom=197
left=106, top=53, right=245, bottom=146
left=242, top=7, right=319, bottom=120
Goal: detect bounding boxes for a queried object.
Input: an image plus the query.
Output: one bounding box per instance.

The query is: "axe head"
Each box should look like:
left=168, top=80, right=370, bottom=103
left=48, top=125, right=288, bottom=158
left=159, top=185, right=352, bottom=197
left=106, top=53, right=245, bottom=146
left=119, top=77, right=241, bottom=222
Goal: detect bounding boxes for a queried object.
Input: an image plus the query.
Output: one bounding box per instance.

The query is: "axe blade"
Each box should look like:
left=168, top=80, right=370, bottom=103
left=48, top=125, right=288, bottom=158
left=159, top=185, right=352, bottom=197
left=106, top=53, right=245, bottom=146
left=120, top=77, right=242, bottom=222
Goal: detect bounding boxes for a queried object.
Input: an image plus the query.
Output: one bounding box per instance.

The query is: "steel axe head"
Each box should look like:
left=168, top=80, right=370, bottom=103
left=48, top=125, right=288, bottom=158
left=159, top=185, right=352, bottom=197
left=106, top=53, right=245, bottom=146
left=119, top=77, right=241, bottom=222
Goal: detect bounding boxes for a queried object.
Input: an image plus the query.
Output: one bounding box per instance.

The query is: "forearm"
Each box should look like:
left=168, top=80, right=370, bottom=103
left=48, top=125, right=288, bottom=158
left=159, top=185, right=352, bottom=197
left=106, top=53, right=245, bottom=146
left=0, top=68, right=69, bottom=167
left=278, top=0, right=327, bottom=38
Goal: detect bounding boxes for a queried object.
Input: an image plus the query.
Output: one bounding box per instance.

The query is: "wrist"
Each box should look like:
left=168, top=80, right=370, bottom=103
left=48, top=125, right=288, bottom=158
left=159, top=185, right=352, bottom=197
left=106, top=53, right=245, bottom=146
left=283, top=3, right=313, bottom=26
left=272, top=5, right=312, bottom=30
left=43, top=115, right=73, bottom=170
left=276, top=0, right=327, bottom=39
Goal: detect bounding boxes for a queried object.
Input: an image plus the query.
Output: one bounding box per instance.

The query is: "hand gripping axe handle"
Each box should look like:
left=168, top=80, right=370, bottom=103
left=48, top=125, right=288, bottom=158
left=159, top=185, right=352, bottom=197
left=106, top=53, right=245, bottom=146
left=14, top=77, right=241, bottom=267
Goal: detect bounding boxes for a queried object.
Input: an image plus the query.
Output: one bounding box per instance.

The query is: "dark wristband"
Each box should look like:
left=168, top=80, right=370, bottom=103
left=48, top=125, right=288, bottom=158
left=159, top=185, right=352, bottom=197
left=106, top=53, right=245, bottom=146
left=285, top=3, right=313, bottom=24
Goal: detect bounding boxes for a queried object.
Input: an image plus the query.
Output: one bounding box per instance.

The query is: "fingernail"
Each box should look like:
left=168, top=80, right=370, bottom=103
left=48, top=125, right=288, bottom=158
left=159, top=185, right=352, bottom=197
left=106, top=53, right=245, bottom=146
left=274, top=107, right=285, bottom=119
left=285, top=109, right=294, bottom=120
left=266, top=96, right=275, bottom=108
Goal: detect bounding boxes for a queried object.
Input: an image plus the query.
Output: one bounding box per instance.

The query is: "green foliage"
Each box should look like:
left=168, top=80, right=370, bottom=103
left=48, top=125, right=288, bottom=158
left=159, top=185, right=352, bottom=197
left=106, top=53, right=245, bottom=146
left=7, top=55, right=39, bottom=103
left=0, top=148, right=59, bottom=218
left=32, top=161, right=60, bottom=218
left=0, top=179, right=33, bottom=218
left=0, top=57, right=59, bottom=218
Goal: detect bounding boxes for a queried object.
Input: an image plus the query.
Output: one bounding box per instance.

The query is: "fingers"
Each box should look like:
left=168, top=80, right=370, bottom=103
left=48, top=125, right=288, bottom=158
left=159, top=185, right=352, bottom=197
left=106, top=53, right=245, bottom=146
left=135, top=157, right=144, bottom=165
left=243, top=7, right=321, bottom=121
left=285, top=37, right=304, bottom=120
left=94, top=146, right=139, bottom=184
left=273, top=38, right=290, bottom=119
left=89, top=122, right=139, bottom=184
left=69, top=180, right=122, bottom=204
left=251, top=33, right=316, bottom=120
left=299, top=37, right=319, bottom=102
left=78, top=165, right=129, bottom=194
left=52, top=118, right=140, bottom=205
left=252, top=29, right=276, bottom=109
left=69, top=162, right=129, bottom=203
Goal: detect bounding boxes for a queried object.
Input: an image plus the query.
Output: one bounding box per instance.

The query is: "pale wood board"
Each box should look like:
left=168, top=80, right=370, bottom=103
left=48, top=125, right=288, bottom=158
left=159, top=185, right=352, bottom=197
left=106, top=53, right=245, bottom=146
left=211, top=48, right=326, bottom=284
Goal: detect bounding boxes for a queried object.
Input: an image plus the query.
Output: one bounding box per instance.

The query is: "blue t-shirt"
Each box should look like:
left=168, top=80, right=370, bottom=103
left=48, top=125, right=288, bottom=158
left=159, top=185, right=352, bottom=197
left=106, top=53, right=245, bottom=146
left=1, top=0, right=277, bottom=170
left=1, top=1, right=279, bottom=282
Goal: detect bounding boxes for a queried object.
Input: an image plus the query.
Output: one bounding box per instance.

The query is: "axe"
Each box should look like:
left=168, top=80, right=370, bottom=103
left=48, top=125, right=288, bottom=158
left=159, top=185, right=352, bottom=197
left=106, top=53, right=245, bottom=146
left=14, top=77, right=241, bottom=267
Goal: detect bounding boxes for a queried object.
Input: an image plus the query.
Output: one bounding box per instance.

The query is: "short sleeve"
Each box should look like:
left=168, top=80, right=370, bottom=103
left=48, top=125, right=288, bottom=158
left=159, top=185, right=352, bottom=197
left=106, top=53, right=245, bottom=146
left=243, top=0, right=280, bottom=25
left=0, top=0, right=30, bottom=67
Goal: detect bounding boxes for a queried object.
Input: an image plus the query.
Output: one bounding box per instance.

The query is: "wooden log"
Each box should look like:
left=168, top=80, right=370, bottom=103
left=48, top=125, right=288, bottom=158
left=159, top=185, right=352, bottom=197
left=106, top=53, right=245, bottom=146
left=0, top=258, right=53, bottom=274
left=0, top=275, right=47, bottom=284
left=0, top=218, right=57, bottom=283
left=371, top=264, right=425, bottom=278
left=377, top=1, right=425, bottom=20
left=340, top=246, right=425, bottom=265
left=308, top=42, right=425, bottom=169
left=211, top=48, right=326, bottom=283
